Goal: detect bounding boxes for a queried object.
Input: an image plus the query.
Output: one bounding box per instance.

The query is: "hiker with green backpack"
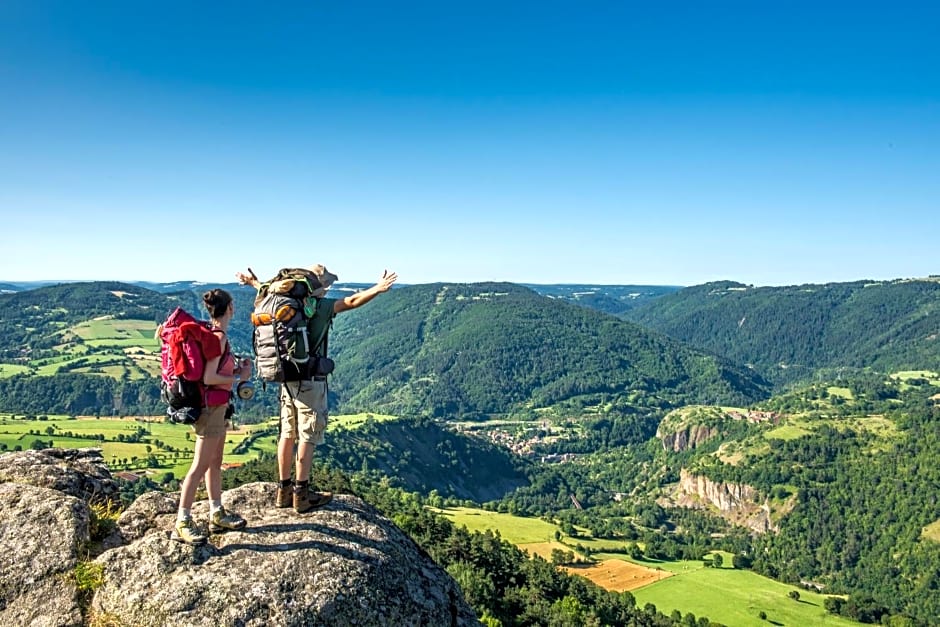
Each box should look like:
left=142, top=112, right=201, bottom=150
left=236, top=264, right=398, bottom=513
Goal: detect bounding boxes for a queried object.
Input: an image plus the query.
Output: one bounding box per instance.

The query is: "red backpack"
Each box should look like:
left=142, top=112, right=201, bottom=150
left=157, top=307, right=223, bottom=424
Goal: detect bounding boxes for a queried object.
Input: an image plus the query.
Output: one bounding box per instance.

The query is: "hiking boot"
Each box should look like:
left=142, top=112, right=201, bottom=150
left=209, top=507, right=247, bottom=532
left=294, top=488, right=333, bottom=513
left=276, top=483, right=293, bottom=508
left=172, top=517, right=207, bottom=545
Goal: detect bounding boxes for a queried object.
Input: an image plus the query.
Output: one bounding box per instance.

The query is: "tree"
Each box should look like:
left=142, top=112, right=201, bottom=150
left=445, top=561, right=496, bottom=614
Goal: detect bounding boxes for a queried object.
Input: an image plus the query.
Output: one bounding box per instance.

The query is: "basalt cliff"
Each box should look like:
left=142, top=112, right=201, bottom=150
left=666, top=468, right=780, bottom=534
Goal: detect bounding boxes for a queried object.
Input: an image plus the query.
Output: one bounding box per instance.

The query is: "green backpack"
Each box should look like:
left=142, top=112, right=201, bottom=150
left=250, top=269, right=320, bottom=382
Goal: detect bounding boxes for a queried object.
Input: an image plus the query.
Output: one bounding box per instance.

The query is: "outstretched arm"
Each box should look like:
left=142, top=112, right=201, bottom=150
left=235, top=269, right=261, bottom=289
left=334, top=270, right=398, bottom=314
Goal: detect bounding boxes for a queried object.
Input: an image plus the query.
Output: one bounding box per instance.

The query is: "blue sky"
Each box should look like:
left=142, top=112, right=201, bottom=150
left=1, top=1, right=937, bottom=287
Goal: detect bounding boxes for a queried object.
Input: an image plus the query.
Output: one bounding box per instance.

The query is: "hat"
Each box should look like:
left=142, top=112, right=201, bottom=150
left=306, top=264, right=338, bottom=296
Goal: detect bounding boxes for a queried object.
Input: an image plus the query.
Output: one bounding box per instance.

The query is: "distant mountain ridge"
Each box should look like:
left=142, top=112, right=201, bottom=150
left=625, top=278, right=940, bottom=385
left=523, top=283, right=681, bottom=316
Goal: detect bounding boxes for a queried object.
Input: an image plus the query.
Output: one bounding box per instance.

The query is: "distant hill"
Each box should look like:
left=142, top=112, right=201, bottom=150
left=130, top=279, right=376, bottom=295
left=625, top=278, right=940, bottom=385
left=327, top=282, right=770, bottom=419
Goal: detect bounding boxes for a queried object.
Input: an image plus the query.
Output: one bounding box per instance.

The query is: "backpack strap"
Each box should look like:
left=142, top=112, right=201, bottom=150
left=308, top=297, right=334, bottom=356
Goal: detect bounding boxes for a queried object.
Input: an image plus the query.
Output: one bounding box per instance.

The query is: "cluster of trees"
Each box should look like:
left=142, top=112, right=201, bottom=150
left=317, top=416, right=529, bottom=503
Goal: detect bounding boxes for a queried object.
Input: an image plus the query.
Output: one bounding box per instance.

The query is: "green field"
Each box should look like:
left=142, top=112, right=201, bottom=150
left=0, top=412, right=401, bottom=480
left=764, top=424, right=812, bottom=440
left=826, top=386, right=854, bottom=400
left=632, top=564, right=858, bottom=626
left=923, top=519, right=940, bottom=543
left=426, top=505, right=862, bottom=626
left=429, top=506, right=561, bottom=544
left=0, top=414, right=274, bottom=475
left=0, top=318, right=162, bottom=380
left=0, top=364, right=31, bottom=377
left=328, top=412, right=399, bottom=431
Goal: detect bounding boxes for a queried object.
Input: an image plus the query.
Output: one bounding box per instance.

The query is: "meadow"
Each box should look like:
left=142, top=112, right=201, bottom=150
left=0, top=317, right=162, bottom=380
left=630, top=563, right=859, bottom=626
left=0, top=412, right=399, bottom=480
left=431, top=505, right=863, bottom=626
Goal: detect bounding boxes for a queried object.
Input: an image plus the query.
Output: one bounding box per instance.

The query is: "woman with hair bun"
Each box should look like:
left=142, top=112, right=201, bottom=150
left=172, top=288, right=252, bottom=545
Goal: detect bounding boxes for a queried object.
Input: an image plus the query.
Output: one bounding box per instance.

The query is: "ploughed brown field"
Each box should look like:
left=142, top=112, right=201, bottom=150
left=563, top=559, right=672, bottom=592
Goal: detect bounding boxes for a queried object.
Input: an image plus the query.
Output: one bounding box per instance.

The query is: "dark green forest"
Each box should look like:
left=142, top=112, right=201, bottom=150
left=624, top=279, right=940, bottom=385
left=327, top=282, right=770, bottom=418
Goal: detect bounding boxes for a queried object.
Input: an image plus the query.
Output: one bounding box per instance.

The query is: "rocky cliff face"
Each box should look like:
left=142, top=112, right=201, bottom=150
left=670, top=468, right=777, bottom=534
left=657, top=424, right=718, bottom=452
left=0, top=448, right=479, bottom=627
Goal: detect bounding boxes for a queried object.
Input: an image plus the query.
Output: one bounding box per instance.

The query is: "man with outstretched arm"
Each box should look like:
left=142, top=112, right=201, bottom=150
left=236, top=265, right=398, bottom=513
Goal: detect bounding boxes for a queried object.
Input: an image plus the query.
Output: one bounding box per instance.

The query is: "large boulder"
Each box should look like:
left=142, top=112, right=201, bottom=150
left=0, top=482, right=88, bottom=626
left=0, top=449, right=480, bottom=626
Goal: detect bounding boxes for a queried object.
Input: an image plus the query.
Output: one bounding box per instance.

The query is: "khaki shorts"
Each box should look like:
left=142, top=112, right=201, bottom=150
left=280, top=379, right=328, bottom=444
left=194, top=403, right=228, bottom=438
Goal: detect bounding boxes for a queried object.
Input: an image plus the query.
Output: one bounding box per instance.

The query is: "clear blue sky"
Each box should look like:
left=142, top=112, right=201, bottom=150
left=1, top=1, right=938, bottom=287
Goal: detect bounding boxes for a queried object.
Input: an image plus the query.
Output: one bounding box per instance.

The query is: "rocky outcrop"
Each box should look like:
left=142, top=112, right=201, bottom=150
left=657, top=424, right=718, bottom=452
left=0, top=482, right=89, bottom=626
left=0, top=448, right=479, bottom=626
left=670, top=468, right=776, bottom=534
left=0, top=447, right=121, bottom=501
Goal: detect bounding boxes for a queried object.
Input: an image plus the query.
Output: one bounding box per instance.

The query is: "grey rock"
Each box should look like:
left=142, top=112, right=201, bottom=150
left=0, top=449, right=479, bottom=626
left=0, top=482, right=88, bottom=626
left=0, top=447, right=119, bottom=503
left=669, top=468, right=778, bottom=534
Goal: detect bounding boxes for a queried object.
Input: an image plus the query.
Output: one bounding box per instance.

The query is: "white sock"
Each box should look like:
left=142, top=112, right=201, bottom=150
left=210, top=500, right=222, bottom=515
left=177, top=507, right=191, bottom=522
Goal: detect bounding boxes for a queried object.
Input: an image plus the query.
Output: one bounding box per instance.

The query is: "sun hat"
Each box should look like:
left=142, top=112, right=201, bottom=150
left=306, top=264, right=338, bottom=297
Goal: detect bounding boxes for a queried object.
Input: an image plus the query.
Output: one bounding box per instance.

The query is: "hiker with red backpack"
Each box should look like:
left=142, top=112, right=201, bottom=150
left=171, top=288, right=252, bottom=544
left=236, top=264, right=398, bottom=513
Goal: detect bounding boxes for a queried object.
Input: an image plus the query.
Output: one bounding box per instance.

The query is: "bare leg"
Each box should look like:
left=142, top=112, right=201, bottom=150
left=204, top=435, right=225, bottom=503
left=179, top=435, right=220, bottom=509
left=296, top=441, right=315, bottom=483
left=278, top=436, right=295, bottom=481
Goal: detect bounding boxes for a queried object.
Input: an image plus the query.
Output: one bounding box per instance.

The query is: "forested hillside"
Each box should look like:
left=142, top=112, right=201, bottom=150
left=0, top=281, right=186, bottom=358
left=327, top=282, right=771, bottom=418
left=320, top=416, right=529, bottom=501
left=0, top=281, right=770, bottom=421
left=625, top=278, right=940, bottom=385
